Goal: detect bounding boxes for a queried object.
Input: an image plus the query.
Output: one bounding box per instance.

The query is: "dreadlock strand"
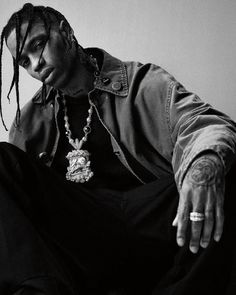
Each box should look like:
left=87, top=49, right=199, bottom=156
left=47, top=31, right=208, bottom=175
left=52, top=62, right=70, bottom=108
left=14, top=4, right=36, bottom=125
left=7, top=58, right=16, bottom=102
left=45, top=6, right=93, bottom=72
left=1, top=3, right=79, bottom=129
left=19, top=6, right=34, bottom=57
left=14, top=13, right=21, bottom=125
left=46, top=7, right=70, bottom=28
left=37, top=7, right=51, bottom=102
left=38, top=7, right=51, bottom=63
left=40, top=7, right=50, bottom=33
left=16, top=4, right=34, bottom=122
left=0, top=28, right=8, bottom=130
left=5, top=13, right=21, bottom=125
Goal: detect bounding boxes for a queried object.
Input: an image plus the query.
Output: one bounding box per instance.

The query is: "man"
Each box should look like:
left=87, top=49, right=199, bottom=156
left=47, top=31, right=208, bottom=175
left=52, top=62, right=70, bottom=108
left=0, top=3, right=236, bottom=295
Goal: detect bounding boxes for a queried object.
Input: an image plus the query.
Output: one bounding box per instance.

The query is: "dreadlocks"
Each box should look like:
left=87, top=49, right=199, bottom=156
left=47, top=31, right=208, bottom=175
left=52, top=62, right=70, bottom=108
left=0, top=3, right=77, bottom=130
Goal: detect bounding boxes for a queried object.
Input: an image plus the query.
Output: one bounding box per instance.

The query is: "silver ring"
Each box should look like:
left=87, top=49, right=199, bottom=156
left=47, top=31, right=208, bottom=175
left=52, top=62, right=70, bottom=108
left=190, top=212, right=205, bottom=222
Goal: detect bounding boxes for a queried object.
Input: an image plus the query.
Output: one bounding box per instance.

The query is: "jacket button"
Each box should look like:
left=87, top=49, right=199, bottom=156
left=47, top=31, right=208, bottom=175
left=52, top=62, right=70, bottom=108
left=114, top=151, right=121, bottom=156
left=112, top=82, right=122, bottom=91
left=38, top=152, right=50, bottom=163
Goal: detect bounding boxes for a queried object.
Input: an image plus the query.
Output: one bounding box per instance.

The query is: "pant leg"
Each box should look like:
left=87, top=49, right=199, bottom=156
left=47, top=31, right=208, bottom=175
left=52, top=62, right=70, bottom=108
left=0, top=142, right=126, bottom=294
left=121, top=177, right=179, bottom=294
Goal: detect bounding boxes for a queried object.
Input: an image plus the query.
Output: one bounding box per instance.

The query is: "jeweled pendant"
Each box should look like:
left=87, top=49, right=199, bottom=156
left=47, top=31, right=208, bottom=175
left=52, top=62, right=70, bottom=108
left=66, top=149, right=94, bottom=183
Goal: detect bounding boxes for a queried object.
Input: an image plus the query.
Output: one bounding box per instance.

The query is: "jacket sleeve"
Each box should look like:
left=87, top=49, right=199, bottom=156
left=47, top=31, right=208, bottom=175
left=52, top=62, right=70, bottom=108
left=168, top=81, right=236, bottom=191
left=8, top=99, right=32, bottom=152
left=8, top=120, right=26, bottom=151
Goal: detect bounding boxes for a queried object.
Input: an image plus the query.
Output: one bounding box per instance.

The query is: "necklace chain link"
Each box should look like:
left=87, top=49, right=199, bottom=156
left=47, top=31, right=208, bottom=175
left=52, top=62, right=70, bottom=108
left=61, top=55, right=100, bottom=183
left=63, top=98, right=93, bottom=150
left=62, top=55, right=99, bottom=150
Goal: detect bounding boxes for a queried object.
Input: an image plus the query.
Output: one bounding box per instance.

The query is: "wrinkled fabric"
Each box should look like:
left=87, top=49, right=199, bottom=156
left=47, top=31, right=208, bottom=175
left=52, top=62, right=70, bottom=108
left=9, top=48, right=236, bottom=190
left=0, top=142, right=235, bottom=295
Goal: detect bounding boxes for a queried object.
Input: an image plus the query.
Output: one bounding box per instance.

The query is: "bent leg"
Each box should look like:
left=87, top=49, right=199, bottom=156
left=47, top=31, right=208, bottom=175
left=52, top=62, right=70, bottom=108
left=0, top=144, right=75, bottom=294
left=0, top=143, right=125, bottom=294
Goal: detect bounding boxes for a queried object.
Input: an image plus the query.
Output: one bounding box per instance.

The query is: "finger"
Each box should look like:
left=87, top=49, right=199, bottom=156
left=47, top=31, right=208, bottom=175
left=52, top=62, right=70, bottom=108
left=200, top=190, right=215, bottom=248
left=172, top=214, right=178, bottom=227
left=176, top=203, right=190, bottom=247
left=214, top=202, right=224, bottom=242
left=200, top=208, right=214, bottom=249
left=190, top=216, right=203, bottom=254
left=190, top=200, right=204, bottom=253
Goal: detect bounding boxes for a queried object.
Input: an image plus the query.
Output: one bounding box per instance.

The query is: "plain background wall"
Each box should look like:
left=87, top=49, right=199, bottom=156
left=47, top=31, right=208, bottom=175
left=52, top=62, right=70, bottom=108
left=0, top=0, right=236, bottom=141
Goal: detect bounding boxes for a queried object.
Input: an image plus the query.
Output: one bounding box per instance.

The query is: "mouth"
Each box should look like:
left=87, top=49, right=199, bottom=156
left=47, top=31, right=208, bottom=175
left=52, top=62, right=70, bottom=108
left=41, top=67, right=54, bottom=83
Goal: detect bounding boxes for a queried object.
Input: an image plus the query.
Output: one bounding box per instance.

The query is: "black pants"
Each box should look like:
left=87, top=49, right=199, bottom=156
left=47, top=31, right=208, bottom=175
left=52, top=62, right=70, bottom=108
left=0, top=142, right=235, bottom=295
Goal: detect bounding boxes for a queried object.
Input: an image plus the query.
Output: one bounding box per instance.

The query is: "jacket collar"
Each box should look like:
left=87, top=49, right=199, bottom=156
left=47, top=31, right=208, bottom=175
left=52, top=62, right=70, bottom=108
left=89, top=48, right=129, bottom=97
left=32, top=48, right=128, bottom=104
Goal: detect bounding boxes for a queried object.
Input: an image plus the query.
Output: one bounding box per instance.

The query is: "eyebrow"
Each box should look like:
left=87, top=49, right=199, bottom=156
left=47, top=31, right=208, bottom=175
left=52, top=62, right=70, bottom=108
left=18, top=33, right=46, bottom=63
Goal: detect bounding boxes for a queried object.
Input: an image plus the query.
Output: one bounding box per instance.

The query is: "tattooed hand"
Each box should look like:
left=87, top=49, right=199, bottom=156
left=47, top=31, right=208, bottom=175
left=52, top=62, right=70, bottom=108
left=172, top=153, right=225, bottom=254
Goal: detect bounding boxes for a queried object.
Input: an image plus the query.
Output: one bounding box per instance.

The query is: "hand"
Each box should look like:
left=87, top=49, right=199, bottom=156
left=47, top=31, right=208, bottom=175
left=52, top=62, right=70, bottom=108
left=172, top=154, right=225, bottom=254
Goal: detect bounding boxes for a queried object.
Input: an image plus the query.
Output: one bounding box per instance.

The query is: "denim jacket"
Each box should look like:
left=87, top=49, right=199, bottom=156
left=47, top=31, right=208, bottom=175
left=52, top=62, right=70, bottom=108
left=9, top=48, right=236, bottom=190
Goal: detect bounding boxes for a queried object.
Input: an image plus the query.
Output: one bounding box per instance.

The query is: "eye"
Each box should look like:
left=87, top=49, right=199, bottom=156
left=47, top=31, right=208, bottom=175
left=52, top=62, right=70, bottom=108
left=33, top=39, right=45, bottom=50
left=21, top=58, right=30, bottom=68
left=30, top=37, right=47, bottom=52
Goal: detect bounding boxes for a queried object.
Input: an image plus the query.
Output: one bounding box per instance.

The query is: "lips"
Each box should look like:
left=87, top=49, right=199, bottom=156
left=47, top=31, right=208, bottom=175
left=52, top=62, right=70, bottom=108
left=40, top=67, right=54, bottom=82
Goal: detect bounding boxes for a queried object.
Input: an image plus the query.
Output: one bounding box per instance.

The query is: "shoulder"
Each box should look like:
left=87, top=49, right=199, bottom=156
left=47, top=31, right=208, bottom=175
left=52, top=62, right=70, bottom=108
left=9, top=86, right=55, bottom=145
left=18, top=85, right=54, bottom=120
left=123, top=60, right=178, bottom=111
left=125, top=60, right=177, bottom=96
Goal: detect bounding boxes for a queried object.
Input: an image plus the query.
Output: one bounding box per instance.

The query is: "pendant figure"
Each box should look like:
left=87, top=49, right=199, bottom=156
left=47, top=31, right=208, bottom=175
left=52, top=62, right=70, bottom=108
left=66, top=149, right=94, bottom=183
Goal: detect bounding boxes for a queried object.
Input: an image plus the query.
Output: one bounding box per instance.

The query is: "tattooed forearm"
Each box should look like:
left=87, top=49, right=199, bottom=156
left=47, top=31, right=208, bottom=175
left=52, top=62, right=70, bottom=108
left=187, top=154, right=224, bottom=187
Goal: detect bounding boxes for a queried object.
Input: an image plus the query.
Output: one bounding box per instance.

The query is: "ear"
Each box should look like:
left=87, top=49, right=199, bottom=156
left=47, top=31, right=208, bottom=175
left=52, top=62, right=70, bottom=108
left=59, top=20, right=74, bottom=43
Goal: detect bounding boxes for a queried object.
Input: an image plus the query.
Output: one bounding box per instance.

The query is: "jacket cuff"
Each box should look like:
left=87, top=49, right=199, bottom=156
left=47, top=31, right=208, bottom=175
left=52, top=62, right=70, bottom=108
left=176, top=144, right=235, bottom=191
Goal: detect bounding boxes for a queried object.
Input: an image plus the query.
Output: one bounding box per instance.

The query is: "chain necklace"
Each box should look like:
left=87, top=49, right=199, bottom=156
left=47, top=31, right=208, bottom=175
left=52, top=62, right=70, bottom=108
left=62, top=56, right=100, bottom=183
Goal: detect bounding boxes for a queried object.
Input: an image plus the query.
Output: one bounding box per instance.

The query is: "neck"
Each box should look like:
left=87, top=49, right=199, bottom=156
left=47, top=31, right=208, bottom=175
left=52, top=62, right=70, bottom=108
left=60, top=54, right=96, bottom=97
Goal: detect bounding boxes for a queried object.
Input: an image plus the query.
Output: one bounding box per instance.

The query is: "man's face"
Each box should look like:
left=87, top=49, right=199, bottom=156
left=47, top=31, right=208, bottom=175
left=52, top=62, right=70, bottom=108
left=6, top=20, right=75, bottom=89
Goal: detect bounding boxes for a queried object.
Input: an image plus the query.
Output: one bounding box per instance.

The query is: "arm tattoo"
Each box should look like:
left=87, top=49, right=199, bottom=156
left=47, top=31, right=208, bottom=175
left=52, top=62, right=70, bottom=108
left=187, top=155, right=224, bottom=187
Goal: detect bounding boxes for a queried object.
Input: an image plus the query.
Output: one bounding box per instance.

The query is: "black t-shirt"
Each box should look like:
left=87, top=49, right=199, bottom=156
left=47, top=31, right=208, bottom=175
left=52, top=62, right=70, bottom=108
left=52, top=94, right=142, bottom=191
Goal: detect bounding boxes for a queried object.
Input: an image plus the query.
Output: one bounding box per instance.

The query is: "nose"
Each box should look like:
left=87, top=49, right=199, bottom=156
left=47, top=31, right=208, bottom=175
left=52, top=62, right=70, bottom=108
left=31, top=55, right=44, bottom=73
